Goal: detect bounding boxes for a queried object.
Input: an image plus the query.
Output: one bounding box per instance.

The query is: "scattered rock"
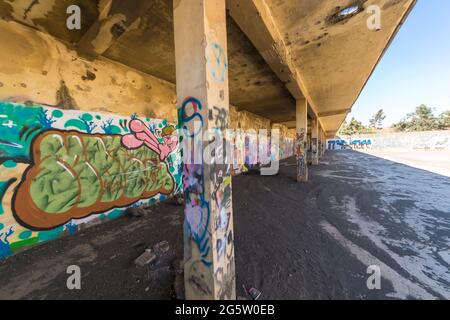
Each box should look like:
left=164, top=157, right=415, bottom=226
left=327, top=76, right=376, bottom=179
left=126, top=207, right=148, bottom=218
left=153, top=240, right=170, bottom=255
left=168, top=195, right=184, bottom=206
left=134, top=249, right=156, bottom=268
left=243, top=286, right=262, bottom=300
left=175, top=196, right=184, bottom=205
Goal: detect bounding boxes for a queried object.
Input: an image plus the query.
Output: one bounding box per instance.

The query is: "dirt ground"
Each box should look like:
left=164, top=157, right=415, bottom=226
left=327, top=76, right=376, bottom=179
left=0, top=151, right=448, bottom=299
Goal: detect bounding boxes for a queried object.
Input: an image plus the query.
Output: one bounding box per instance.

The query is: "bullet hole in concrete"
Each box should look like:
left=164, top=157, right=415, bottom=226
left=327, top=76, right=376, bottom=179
left=111, top=22, right=126, bottom=38
left=326, top=0, right=367, bottom=25
left=42, top=70, right=48, bottom=76
left=81, top=70, right=96, bottom=81
left=303, top=40, right=310, bottom=45
left=20, top=83, right=27, bottom=88
left=0, top=82, right=3, bottom=88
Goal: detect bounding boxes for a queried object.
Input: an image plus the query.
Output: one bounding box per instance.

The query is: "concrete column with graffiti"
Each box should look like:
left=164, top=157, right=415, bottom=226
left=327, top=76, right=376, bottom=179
left=311, top=117, right=319, bottom=165
left=295, top=99, right=308, bottom=182
left=317, top=123, right=322, bottom=158
left=321, top=130, right=327, bottom=156
left=174, top=0, right=236, bottom=300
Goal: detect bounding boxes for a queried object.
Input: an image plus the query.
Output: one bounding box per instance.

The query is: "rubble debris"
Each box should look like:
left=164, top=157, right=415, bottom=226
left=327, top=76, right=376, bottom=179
left=168, top=195, right=185, bottom=206
left=134, top=249, right=156, bottom=267
left=153, top=240, right=170, bottom=255
left=126, top=207, right=149, bottom=218
left=243, top=285, right=262, bottom=300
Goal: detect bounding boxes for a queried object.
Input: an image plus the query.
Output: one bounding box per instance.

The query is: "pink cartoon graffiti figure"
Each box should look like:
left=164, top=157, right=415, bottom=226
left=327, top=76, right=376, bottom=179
left=121, top=119, right=178, bottom=161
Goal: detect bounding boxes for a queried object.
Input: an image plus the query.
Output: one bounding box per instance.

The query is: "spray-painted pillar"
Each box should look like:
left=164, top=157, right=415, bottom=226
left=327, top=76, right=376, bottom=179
left=317, top=124, right=322, bottom=158
left=321, top=131, right=326, bottom=156
left=174, top=0, right=236, bottom=300
left=295, top=99, right=308, bottom=182
left=311, top=117, right=319, bottom=165
left=319, top=126, right=325, bottom=157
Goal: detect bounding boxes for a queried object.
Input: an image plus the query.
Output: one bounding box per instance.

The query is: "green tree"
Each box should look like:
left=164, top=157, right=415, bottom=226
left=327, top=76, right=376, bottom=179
left=339, top=117, right=366, bottom=135
left=369, top=109, right=386, bottom=130
left=438, top=111, right=450, bottom=129
left=393, top=104, right=440, bottom=132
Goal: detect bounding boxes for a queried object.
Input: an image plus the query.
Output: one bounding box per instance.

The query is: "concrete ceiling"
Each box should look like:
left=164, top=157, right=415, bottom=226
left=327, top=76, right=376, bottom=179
left=0, top=0, right=295, bottom=124
left=0, top=0, right=415, bottom=135
left=257, top=0, right=416, bottom=134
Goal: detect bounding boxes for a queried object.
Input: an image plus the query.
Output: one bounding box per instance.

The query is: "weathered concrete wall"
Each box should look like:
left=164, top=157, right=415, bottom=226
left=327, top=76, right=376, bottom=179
left=272, top=124, right=295, bottom=159
left=0, top=18, right=294, bottom=258
left=0, top=101, right=181, bottom=259
left=0, top=20, right=178, bottom=122
left=333, top=131, right=450, bottom=150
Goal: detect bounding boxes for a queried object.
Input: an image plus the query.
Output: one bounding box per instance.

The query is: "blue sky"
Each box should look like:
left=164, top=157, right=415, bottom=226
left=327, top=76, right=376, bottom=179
left=347, top=0, right=450, bottom=126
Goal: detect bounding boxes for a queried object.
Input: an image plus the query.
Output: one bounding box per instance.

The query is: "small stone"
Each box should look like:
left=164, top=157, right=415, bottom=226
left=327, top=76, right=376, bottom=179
left=176, top=196, right=184, bottom=205
left=134, top=249, right=156, bottom=267
left=126, top=207, right=148, bottom=218
left=153, top=240, right=170, bottom=255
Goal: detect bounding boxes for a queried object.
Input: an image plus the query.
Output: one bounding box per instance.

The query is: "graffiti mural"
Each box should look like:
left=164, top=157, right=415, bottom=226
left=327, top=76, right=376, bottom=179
left=330, top=132, right=450, bottom=151
left=295, top=129, right=308, bottom=181
left=0, top=101, right=181, bottom=258
left=179, top=97, right=212, bottom=267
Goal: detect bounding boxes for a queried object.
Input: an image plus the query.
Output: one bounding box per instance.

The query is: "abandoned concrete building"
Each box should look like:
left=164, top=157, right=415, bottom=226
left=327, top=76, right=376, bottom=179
left=0, top=0, right=415, bottom=299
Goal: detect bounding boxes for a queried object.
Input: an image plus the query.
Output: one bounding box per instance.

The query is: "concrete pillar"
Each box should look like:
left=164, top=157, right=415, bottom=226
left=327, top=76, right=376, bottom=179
left=295, top=99, right=308, bottom=182
left=174, top=0, right=236, bottom=300
left=318, top=129, right=323, bottom=157
left=311, top=117, right=319, bottom=165
left=318, top=124, right=323, bottom=158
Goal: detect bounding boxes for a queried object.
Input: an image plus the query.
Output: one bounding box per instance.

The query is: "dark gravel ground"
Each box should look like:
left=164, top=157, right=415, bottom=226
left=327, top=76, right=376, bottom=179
left=0, top=151, right=446, bottom=299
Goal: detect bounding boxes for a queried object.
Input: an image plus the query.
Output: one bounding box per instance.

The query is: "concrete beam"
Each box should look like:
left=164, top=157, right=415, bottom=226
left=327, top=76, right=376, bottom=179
left=227, top=0, right=322, bottom=119
left=174, top=0, right=235, bottom=300
left=77, top=0, right=153, bottom=58
left=295, top=99, right=308, bottom=182
left=279, top=120, right=296, bottom=129
left=318, top=109, right=349, bottom=118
